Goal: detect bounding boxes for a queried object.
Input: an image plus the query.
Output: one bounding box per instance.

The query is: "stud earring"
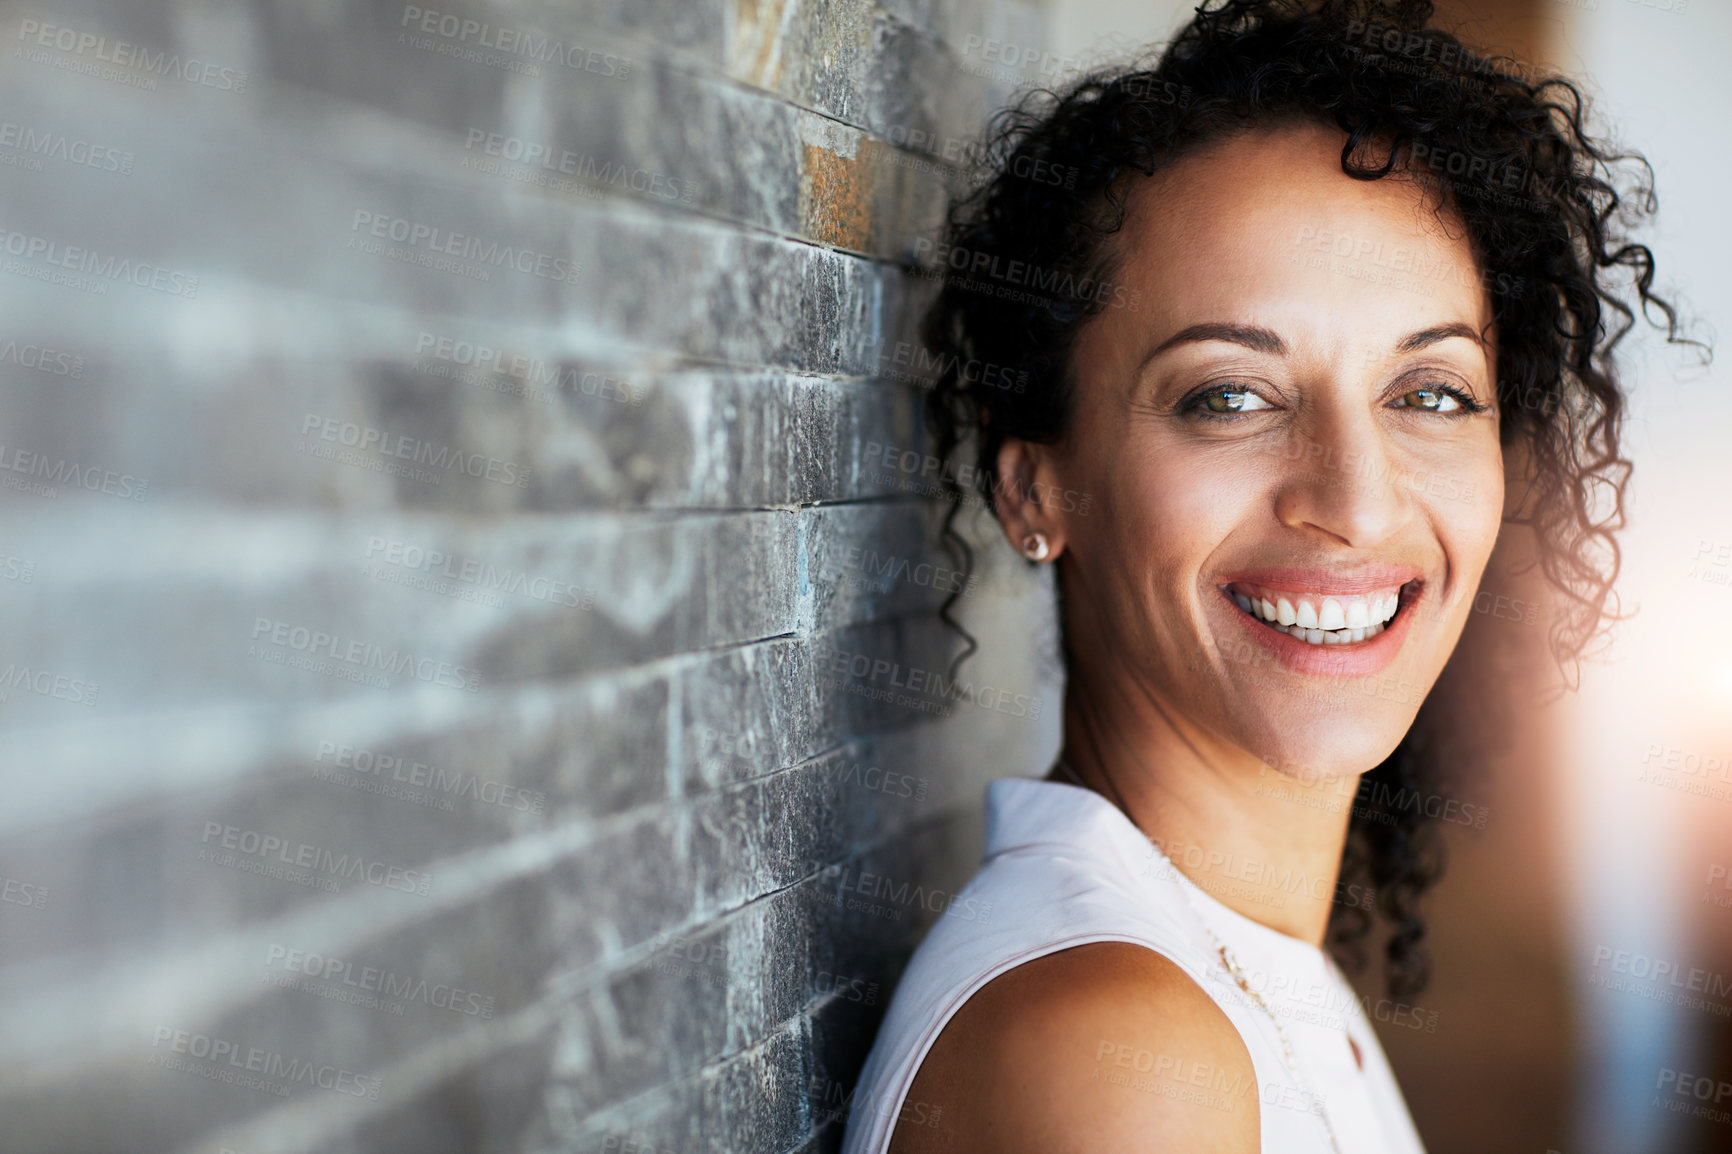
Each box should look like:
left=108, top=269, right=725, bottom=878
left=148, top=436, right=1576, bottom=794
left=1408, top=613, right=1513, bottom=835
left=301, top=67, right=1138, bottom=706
left=1020, top=532, right=1051, bottom=562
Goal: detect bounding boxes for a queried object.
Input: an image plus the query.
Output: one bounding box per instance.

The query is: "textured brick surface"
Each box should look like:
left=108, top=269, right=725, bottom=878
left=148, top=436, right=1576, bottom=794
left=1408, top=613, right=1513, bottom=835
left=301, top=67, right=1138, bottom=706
left=0, top=0, right=1057, bottom=1151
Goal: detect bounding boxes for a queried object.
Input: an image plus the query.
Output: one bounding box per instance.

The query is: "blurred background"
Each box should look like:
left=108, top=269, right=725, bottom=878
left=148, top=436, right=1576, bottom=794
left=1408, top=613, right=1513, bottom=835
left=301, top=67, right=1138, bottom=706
left=0, top=0, right=1725, bottom=1152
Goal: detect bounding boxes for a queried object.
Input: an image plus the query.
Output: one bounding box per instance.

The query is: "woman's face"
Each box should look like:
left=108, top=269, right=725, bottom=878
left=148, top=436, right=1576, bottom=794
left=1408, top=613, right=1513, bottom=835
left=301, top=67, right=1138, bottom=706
left=1004, top=120, right=1506, bottom=778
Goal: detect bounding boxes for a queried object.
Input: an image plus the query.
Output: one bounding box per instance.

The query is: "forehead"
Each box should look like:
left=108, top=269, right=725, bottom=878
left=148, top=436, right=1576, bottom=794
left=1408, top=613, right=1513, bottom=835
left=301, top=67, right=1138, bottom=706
left=1106, top=120, right=1492, bottom=344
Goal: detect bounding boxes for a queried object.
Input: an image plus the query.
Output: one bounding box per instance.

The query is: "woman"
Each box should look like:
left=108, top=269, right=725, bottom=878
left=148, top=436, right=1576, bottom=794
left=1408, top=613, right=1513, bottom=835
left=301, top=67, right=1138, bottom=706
left=840, top=1, right=1691, bottom=1151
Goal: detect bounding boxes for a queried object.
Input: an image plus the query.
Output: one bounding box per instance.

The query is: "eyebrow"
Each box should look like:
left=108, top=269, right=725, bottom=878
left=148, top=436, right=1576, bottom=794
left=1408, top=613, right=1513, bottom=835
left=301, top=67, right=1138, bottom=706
left=1394, top=323, right=1488, bottom=353
left=1142, top=319, right=1487, bottom=368
left=1147, top=322, right=1287, bottom=359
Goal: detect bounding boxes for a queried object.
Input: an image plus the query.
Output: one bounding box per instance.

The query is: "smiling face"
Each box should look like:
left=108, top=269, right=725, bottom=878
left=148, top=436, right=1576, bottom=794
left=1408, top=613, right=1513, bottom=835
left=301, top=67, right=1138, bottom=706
left=998, top=120, right=1507, bottom=779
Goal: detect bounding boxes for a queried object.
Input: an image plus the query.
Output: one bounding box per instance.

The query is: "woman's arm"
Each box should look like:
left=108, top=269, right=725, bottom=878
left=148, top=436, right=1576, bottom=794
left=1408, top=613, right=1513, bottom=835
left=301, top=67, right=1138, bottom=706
left=889, top=942, right=1260, bottom=1154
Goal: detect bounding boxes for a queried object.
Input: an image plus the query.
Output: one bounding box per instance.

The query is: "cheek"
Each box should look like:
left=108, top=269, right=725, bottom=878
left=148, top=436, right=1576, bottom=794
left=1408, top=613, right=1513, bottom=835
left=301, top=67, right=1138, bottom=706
left=1113, top=446, right=1266, bottom=589
left=1409, top=435, right=1505, bottom=573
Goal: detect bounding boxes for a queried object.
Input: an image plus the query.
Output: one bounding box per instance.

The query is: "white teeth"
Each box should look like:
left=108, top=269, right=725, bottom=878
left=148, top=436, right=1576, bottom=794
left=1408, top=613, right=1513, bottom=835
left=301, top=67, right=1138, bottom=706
left=1318, top=598, right=1346, bottom=631
left=1232, top=582, right=1408, bottom=646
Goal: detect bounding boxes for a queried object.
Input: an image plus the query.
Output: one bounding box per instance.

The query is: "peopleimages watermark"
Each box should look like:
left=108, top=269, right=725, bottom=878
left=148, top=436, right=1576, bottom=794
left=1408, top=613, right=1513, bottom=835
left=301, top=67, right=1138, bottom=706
left=808, top=1075, right=944, bottom=1132
left=0, top=338, right=84, bottom=377
left=1143, top=840, right=1377, bottom=915
left=958, top=33, right=1085, bottom=86
left=1703, top=863, right=1732, bottom=911
left=0, top=226, right=199, bottom=297
left=1430, top=588, right=1538, bottom=629
left=862, top=438, right=1091, bottom=515
left=313, top=740, right=546, bottom=815
left=1400, top=142, right=1563, bottom=215
left=363, top=536, right=596, bottom=611
left=649, top=930, right=882, bottom=1006
left=0, top=656, right=99, bottom=707
left=1618, top=0, right=1690, bottom=14
left=149, top=1028, right=380, bottom=1100
left=828, top=758, right=930, bottom=803
left=1095, top=1038, right=1330, bottom=1118
left=1293, top=225, right=1525, bottom=301
left=1638, top=741, right=1732, bottom=804
left=249, top=616, right=482, bottom=693
left=298, top=412, right=531, bottom=489
left=398, top=6, right=631, bottom=78
left=1094, top=1039, right=1253, bottom=1115
left=1250, top=429, right=1483, bottom=509
left=599, top=1137, right=688, bottom=1154
left=1210, top=632, right=1427, bottom=708
left=694, top=725, right=760, bottom=771
left=1198, top=956, right=1422, bottom=1039
left=864, top=335, right=1028, bottom=393
left=0, top=441, right=148, bottom=502
left=461, top=130, right=694, bottom=203
left=912, top=237, right=1141, bottom=311
left=1342, top=19, right=1537, bottom=88
left=348, top=210, right=581, bottom=284
left=0, top=869, right=49, bottom=910
left=412, top=330, right=642, bottom=407
left=1249, top=756, right=1491, bottom=831
left=1688, top=538, right=1732, bottom=591
left=1357, top=775, right=1486, bottom=829
left=647, top=931, right=730, bottom=990
left=814, top=968, right=881, bottom=1005
left=806, top=858, right=993, bottom=925
left=874, top=120, right=1082, bottom=193
left=262, top=944, right=496, bottom=1019
left=816, top=644, right=1044, bottom=722
left=838, top=545, right=979, bottom=599
left=955, top=34, right=1195, bottom=110
left=17, top=18, right=249, bottom=93
left=1654, top=1067, right=1732, bottom=1128
left=0, top=119, right=133, bottom=175
left=363, top=552, right=502, bottom=607
left=199, top=820, right=435, bottom=897
left=1589, top=947, right=1732, bottom=1018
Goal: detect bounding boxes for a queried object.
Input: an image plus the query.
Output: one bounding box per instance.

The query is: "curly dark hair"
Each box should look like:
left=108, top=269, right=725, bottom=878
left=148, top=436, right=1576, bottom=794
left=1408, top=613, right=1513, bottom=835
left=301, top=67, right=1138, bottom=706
left=920, top=0, right=1701, bottom=996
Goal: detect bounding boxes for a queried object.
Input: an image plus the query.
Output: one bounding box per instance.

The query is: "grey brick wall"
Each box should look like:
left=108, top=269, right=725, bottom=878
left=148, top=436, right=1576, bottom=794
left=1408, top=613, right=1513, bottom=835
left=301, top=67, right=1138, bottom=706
left=0, top=0, right=1061, bottom=1151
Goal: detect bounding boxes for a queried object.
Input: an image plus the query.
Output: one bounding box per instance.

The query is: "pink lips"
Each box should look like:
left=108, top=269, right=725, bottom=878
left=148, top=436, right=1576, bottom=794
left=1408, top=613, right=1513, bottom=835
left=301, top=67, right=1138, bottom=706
left=1216, top=565, right=1424, bottom=594
left=1215, top=566, right=1425, bottom=678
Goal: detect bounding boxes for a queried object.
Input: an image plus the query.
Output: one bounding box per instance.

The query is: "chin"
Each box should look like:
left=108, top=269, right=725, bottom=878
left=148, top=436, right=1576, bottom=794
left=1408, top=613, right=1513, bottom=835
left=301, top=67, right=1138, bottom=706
left=1235, top=715, right=1413, bottom=784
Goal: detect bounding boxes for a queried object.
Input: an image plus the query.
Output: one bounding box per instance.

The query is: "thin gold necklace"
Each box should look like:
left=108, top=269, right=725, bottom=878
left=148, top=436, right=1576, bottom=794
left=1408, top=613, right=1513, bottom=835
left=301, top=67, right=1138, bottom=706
left=1051, top=760, right=1344, bottom=1153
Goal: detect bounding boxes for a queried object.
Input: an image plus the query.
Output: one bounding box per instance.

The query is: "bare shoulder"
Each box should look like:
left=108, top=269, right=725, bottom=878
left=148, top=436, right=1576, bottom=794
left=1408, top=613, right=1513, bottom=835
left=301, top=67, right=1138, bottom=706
left=886, top=942, right=1259, bottom=1154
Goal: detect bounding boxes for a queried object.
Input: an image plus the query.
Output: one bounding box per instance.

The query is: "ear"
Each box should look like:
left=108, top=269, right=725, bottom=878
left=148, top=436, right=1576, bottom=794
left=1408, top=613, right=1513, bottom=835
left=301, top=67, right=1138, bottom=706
left=996, top=437, right=1070, bottom=562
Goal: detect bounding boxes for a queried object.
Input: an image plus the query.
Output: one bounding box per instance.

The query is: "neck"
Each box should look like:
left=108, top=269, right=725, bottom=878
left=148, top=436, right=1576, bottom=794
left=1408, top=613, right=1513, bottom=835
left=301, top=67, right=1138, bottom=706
left=1055, top=676, right=1357, bottom=947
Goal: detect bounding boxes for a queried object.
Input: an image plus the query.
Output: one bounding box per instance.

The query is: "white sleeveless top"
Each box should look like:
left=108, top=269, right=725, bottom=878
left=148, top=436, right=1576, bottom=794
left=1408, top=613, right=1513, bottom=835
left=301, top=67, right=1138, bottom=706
left=839, top=778, right=1428, bottom=1154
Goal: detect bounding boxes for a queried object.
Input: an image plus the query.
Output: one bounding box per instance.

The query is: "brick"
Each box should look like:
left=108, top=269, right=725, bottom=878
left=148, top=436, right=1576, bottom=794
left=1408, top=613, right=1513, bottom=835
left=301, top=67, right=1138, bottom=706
left=0, top=0, right=1059, bottom=1149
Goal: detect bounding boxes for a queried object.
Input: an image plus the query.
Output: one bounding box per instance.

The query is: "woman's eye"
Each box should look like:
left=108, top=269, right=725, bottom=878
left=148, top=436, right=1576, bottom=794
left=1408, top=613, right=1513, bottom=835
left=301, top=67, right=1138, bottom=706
left=1394, top=387, right=1463, bottom=413
left=1196, top=388, right=1272, bottom=414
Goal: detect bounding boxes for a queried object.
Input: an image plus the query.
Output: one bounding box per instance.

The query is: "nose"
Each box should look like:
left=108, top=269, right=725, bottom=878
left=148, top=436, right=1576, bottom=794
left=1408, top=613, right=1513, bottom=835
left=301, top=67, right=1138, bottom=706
left=1271, top=406, right=1413, bottom=549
